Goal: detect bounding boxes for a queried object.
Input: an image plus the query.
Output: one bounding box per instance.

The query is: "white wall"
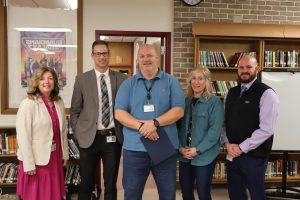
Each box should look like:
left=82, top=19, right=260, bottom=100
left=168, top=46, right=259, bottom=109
left=0, top=0, right=173, bottom=125
left=83, top=0, right=173, bottom=71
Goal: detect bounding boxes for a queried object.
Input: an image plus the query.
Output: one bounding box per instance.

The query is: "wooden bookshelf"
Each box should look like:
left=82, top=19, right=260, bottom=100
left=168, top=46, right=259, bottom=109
left=0, top=127, right=18, bottom=193
left=192, top=22, right=300, bottom=185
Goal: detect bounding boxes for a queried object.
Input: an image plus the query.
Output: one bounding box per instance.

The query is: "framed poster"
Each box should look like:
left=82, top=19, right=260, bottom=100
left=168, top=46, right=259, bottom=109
left=0, top=0, right=83, bottom=114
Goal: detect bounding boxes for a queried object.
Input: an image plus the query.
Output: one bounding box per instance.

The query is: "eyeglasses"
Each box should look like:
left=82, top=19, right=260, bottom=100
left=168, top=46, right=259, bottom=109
left=92, top=51, right=109, bottom=57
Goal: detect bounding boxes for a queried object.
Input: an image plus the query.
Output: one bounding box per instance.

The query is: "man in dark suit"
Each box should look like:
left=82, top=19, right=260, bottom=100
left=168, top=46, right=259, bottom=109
left=70, top=40, right=127, bottom=200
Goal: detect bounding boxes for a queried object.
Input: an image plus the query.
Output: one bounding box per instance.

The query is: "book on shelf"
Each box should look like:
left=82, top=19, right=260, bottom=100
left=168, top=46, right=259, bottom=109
left=229, top=52, right=256, bottom=68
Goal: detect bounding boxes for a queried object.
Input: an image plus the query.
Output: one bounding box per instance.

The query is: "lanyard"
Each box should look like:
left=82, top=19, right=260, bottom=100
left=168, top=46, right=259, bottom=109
left=187, top=97, right=199, bottom=147
left=143, top=79, right=156, bottom=104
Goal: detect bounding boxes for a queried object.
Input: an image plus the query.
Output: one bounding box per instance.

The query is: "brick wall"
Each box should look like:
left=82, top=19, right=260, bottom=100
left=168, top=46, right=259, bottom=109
left=173, top=0, right=300, bottom=90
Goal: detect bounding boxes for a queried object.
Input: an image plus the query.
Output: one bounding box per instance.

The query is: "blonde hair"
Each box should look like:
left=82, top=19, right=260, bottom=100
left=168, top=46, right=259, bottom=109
left=27, top=66, right=61, bottom=101
left=187, top=66, right=212, bottom=100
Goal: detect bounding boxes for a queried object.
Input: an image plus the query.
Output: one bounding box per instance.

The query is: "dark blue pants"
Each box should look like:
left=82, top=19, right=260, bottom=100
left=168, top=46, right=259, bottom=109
left=179, top=160, right=216, bottom=200
left=123, top=149, right=177, bottom=200
left=226, top=154, right=267, bottom=200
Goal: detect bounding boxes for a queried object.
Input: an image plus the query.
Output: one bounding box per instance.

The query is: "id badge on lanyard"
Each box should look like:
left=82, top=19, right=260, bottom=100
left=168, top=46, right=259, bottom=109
left=143, top=79, right=155, bottom=113
left=51, top=142, right=56, bottom=152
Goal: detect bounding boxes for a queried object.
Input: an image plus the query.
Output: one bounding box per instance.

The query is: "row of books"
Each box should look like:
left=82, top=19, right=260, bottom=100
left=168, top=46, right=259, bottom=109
left=264, top=50, right=300, bottom=68
left=0, top=163, right=18, bottom=183
left=199, top=51, right=229, bottom=68
left=65, top=164, right=81, bottom=185
left=211, top=81, right=238, bottom=97
left=199, top=51, right=256, bottom=68
left=265, top=160, right=298, bottom=177
left=0, top=133, right=17, bottom=155
left=0, top=162, right=83, bottom=185
left=213, top=160, right=299, bottom=180
left=68, top=138, right=80, bottom=159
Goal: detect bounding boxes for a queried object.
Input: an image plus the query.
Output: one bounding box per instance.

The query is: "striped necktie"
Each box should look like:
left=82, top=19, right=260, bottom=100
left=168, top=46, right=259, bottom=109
left=100, top=74, right=110, bottom=128
left=240, top=85, right=247, bottom=97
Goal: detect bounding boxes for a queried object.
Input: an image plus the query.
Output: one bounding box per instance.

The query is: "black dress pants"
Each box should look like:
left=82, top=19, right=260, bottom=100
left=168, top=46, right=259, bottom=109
left=78, top=133, right=121, bottom=200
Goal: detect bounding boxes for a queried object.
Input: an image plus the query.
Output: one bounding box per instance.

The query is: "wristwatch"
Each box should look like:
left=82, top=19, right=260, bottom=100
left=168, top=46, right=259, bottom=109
left=153, top=119, right=160, bottom=128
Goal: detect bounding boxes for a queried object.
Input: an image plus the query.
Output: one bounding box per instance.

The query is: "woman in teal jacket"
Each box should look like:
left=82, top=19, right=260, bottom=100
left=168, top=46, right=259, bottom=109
left=178, top=66, right=224, bottom=200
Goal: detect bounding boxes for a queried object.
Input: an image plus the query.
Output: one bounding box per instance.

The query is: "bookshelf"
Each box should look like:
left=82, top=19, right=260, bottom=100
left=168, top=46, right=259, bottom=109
left=0, top=123, right=100, bottom=198
left=0, top=127, right=18, bottom=194
left=192, top=22, right=300, bottom=186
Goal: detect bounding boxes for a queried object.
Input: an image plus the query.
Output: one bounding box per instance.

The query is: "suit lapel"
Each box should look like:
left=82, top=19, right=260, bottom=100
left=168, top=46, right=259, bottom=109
left=109, top=70, right=117, bottom=102
left=89, top=70, right=99, bottom=106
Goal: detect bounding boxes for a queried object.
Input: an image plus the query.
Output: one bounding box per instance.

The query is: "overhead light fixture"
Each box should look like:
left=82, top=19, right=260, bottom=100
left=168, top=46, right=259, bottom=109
left=66, top=0, right=78, bottom=10
left=100, top=36, right=109, bottom=41
left=15, top=27, right=72, bottom=32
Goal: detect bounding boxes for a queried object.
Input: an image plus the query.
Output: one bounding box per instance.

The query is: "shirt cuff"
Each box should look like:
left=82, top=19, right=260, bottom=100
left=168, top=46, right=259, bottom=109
left=239, top=141, right=249, bottom=154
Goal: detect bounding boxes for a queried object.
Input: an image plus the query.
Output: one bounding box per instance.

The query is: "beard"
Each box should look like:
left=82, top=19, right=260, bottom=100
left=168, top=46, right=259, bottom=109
left=238, top=72, right=256, bottom=83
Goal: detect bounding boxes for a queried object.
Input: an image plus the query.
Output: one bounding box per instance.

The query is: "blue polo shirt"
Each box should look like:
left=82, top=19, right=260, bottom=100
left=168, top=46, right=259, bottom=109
left=115, top=70, right=185, bottom=152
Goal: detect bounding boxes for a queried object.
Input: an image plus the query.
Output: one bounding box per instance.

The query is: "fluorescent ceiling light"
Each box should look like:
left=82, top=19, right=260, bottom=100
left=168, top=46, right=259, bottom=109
left=66, top=0, right=78, bottom=10
left=47, top=44, right=77, bottom=48
left=15, top=27, right=72, bottom=32
left=100, top=36, right=109, bottom=40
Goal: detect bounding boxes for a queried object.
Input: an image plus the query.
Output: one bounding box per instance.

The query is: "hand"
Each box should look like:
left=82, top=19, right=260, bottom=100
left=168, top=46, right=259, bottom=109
left=179, top=147, right=189, bottom=158
left=179, top=147, right=197, bottom=160
left=186, top=147, right=198, bottom=158
left=225, top=143, right=242, bottom=158
left=139, top=120, right=157, bottom=138
left=145, top=131, right=159, bottom=141
left=26, top=169, right=36, bottom=176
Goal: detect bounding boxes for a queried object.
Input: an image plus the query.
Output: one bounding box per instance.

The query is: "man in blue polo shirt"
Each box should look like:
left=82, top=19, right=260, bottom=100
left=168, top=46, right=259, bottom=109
left=115, top=44, right=185, bottom=200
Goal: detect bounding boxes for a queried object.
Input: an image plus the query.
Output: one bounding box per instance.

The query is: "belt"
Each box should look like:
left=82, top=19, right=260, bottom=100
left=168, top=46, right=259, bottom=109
left=97, top=128, right=115, bottom=136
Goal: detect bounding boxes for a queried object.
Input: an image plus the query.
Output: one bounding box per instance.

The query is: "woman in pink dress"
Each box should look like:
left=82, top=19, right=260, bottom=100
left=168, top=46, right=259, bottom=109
left=16, top=66, right=69, bottom=200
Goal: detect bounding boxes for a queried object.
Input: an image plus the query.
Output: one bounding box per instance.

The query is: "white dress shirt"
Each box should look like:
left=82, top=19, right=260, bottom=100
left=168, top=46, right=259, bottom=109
left=95, top=69, right=115, bottom=130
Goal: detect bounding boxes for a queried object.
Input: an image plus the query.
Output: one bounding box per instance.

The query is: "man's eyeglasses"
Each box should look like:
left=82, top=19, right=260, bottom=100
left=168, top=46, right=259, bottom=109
left=93, top=52, right=109, bottom=57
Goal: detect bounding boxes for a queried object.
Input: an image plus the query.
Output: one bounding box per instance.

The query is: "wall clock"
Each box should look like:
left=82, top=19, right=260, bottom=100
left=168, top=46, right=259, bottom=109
left=182, top=0, right=204, bottom=6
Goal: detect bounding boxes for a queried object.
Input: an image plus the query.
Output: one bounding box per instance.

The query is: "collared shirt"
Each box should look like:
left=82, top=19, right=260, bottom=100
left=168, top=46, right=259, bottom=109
left=178, top=95, right=224, bottom=166
left=115, top=70, right=185, bottom=151
left=94, top=69, right=115, bottom=130
left=221, top=77, right=279, bottom=153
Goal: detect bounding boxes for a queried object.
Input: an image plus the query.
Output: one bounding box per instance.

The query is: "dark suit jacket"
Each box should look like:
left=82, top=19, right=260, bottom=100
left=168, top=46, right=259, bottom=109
left=70, top=69, right=127, bottom=148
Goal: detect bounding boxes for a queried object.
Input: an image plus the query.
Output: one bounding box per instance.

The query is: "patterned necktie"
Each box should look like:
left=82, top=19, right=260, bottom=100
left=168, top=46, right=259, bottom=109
left=100, top=74, right=110, bottom=128
left=240, top=85, right=247, bottom=97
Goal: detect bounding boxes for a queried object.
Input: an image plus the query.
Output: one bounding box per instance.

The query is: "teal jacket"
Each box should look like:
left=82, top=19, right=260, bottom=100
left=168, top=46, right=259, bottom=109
left=178, top=95, right=224, bottom=166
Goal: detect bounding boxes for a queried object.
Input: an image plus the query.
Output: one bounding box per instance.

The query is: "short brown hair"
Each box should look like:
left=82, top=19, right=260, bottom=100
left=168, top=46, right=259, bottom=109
left=27, top=66, right=61, bottom=101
